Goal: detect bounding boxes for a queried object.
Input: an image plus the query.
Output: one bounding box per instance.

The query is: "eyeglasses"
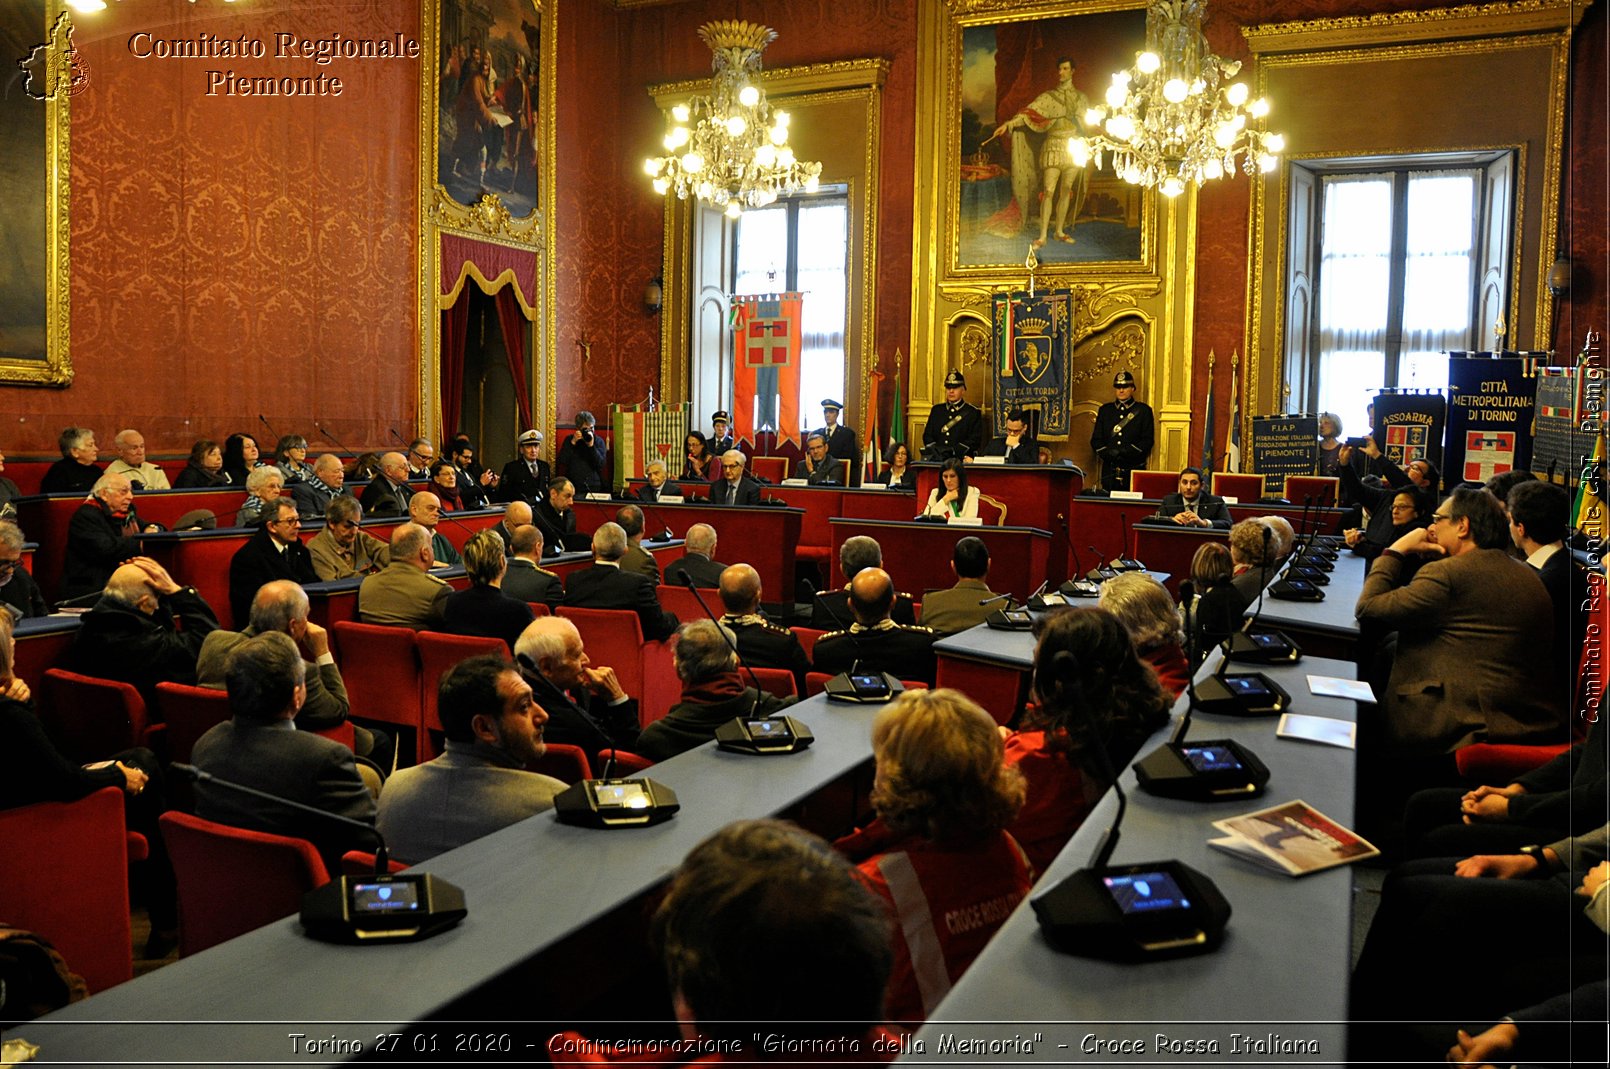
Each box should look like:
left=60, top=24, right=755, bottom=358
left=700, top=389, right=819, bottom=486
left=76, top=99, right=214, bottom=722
left=271, top=517, right=302, bottom=527
left=0, top=558, right=18, bottom=573
left=1430, top=511, right=1453, bottom=524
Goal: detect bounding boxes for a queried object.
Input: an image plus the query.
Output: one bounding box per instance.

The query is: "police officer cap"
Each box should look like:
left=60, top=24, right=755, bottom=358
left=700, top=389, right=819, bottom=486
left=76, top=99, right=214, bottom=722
left=517, top=429, right=543, bottom=445
left=711, top=411, right=730, bottom=424
left=944, top=370, right=967, bottom=389
left=1112, top=370, right=1136, bottom=388
left=821, top=399, right=843, bottom=412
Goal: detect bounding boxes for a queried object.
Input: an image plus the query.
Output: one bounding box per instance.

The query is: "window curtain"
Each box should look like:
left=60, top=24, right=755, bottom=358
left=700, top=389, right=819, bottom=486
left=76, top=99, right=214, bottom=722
left=1401, top=170, right=1477, bottom=357
left=439, top=295, right=471, bottom=443
left=1317, top=174, right=1392, bottom=358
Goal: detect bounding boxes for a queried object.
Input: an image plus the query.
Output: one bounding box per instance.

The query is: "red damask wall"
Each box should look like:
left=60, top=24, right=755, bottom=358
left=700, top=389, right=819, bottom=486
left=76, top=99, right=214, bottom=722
left=0, top=0, right=419, bottom=456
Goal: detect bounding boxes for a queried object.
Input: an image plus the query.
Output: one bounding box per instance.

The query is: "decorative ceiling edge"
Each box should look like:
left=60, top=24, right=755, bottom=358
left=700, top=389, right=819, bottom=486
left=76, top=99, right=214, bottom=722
left=1244, top=0, right=1584, bottom=54
left=649, top=57, right=890, bottom=105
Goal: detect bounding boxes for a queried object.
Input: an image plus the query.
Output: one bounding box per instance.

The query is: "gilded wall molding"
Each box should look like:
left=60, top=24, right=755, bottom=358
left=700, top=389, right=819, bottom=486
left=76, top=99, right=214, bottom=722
left=1244, top=0, right=1584, bottom=54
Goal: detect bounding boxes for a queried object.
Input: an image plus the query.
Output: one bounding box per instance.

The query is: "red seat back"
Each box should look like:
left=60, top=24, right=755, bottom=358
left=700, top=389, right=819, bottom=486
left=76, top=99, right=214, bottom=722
left=1211, top=472, right=1267, bottom=503
left=40, top=668, right=152, bottom=763
left=417, top=631, right=508, bottom=761
left=155, top=682, right=232, bottom=765
left=329, top=621, right=421, bottom=763
left=748, top=667, right=798, bottom=700
left=0, top=788, right=135, bottom=993
left=1128, top=470, right=1177, bottom=498
left=1283, top=475, right=1340, bottom=507
left=556, top=607, right=679, bottom=725
left=529, top=741, right=591, bottom=782
left=159, top=811, right=330, bottom=957
left=793, top=627, right=827, bottom=660
left=340, top=850, right=409, bottom=876
left=750, top=456, right=789, bottom=483
left=656, top=584, right=710, bottom=623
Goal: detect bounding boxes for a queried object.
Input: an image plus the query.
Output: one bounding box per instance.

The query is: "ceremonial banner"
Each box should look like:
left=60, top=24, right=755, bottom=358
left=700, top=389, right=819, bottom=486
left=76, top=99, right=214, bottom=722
left=1226, top=359, right=1242, bottom=473
left=610, top=402, right=688, bottom=492
left=730, top=293, right=804, bottom=449
left=1250, top=415, right=1319, bottom=496
left=992, top=289, right=1071, bottom=437
left=1373, top=392, right=1447, bottom=485
left=1531, top=367, right=1580, bottom=482
left=1200, top=357, right=1218, bottom=473
left=1445, top=355, right=1537, bottom=485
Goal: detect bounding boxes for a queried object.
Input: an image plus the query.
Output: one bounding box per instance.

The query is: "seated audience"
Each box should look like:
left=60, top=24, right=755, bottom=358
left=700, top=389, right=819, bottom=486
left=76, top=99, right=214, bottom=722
left=307, top=495, right=389, bottom=580
left=1003, top=607, right=1171, bottom=872
left=1345, top=488, right=1427, bottom=561
left=534, top=477, right=579, bottom=553
left=72, top=557, right=218, bottom=702
left=220, top=432, right=263, bottom=487
left=443, top=531, right=535, bottom=650
left=358, top=451, right=413, bottom=517
left=408, top=490, right=461, bottom=566
left=40, top=426, right=103, bottom=495
left=198, top=580, right=386, bottom=767
left=718, top=563, right=810, bottom=693
left=557, top=411, right=607, bottom=494
left=978, top=408, right=1037, bottom=464
left=812, top=535, right=917, bottom=628
left=449, top=438, right=495, bottom=510
left=1227, top=518, right=1276, bottom=604
left=236, top=466, right=285, bottom=527
left=1444, top=981, right=1608, bottom=1069
left=272, top=434, right=312, bottom=484
left=357, top=523, right=451, bottom=629
left=0, top=521, right=48, bottom=619
left=664, top=523, right=724, bottom=588
left=920, top=457, right=980, bottom=521
left=1099, top=571, right=1190, bottom=698
left=497, top=429, right=549, bottom=505
left=614, top=504, right=660, bottom=582
left=682, top=430, right=715, bottom=483
left=348, top=450, right=383, bottom=480
left=917, top=536, right=1000, bottom=635
left=377, top=654, right=565, bottom=863
left=174, top=439, right=230, bottom=488
left=227, top=498, right=317, bottom=625
left=1338, top=438, right=1437, bottom=547
left=812, top=567, right=939, bottom=685
left=799, top=431, right=846, bottom=486
left=515, top=616, right=640, bottom=770
left=192, top=631, right=376, bottom=873
left=289, top=453, right=347, bottom=517
left=427, top=460, right=461, bottom=510
left=501, top=524, right=562, bottom=609
left=1484, top=467, right=1538, bottom=505
left=1507, top=478, right=1589, bottom=693
left=1183, top=541, right=1245, bottom=657
left=710, top=449, right=762, bottom=505
left=105, top=429, right=171, bottom=490
left=487, top=500, right=532, bottom=554
left=563, top=522, right=679, bottom=641
left=404, top=437, right=437, bottom=479
left=1259, top=514, right=1296, bottom=562
left=1150, top=466, right=1231, bottom=528
left=635, top=620, right=797, bottom=762
left=835, top=688, right=1031, bottom=1022
left=634, top=458, right=673, bottom=503
left=879, top=441, right=916, bottom=490
left=59, top=473, right=159, bottom=601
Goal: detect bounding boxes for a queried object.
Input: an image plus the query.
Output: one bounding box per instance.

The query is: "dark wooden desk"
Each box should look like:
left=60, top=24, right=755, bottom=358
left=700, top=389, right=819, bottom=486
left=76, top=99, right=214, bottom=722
left=1133, top=524, right=1230, bottom=596
left=570, top=500, right=802, bottom=596
left=915, top=463, right=1083, bottom=581
left=827, top=518, right=1052, bottom=601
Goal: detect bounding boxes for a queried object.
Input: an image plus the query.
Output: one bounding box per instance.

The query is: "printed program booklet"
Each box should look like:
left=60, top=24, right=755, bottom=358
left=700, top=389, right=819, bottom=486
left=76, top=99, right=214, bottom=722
left=1209, top=800, right=1379, bottom=876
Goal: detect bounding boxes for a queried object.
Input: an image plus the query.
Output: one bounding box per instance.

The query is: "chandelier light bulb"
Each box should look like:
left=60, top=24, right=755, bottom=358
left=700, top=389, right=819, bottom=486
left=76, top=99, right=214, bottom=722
left=1202, top=158, right=1224, bottom=180
left=725, top=201, right=742, bottom=219
left=738, top=85, right=760, bottom=107
left=1085, top=107, right=1106, bottom=126
left=725, top=115, right=747, bottom=137
left=1265, top=132, right=1286, bottom=153
left=1189, top=78, right=1205, bottom=95
left=754, top=144, right=777, bottom=167
left=1137, top=51, right=1161, bottom=74
left=1249, top=98, right=1270, bottom=118
left=1162, top=78, right=1188, bottom=104
left=804, top=175, right=820, bottom=193
left=1160, top=176, right=1186, bottom=197
left=682, top=151, right=704, bottom=174
left=1225, top=82, right=1249, bottom=107
left=697, top=181, right=713, bottom=199
left=1069, top=138, right=1091, bottom=167
left=1258, top=153, right=1278, bottom=172
left=643, top=158, right=661, bottom=176
left=672, top=104, right=691, bottom=123
left=769, top=125, right=787, bottom=145
left=1213, top=123, right=1237, bottom=148
left=1123, top=164, right=1143, bottom=184
left=774, top=110, right=790, bottom=127
left=777, top=146, right=795, bottom=167
left=1113, top=70, right=1132, bottom=86
left=1105, top=84, right=1128, bottom=109
left=652, top=177, right=670, bottom=194
left=1107, top=115, right=1135, bottom=142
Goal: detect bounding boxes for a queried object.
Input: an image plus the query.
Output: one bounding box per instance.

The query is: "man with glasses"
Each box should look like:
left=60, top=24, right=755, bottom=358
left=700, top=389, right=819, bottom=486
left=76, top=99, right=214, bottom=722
left=308, top=496, right=390, bottom=580
left=711, top=450, right=761, bottom=506
left=1339, top=437, right=1439, bottom=547
left=405, top=438, right=437, bottom=479
left=799, top=432, right=846, bottom=487
left=0, top=521, right=47, bottom=619
left=228, top=498, right=318, bottom=624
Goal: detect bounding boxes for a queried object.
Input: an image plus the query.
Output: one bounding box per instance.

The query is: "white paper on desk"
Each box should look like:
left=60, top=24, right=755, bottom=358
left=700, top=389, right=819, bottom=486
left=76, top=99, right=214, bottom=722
left=1306, top=674, right=1375, bottom=702
left=1277, top=713, right=1357, bottom=750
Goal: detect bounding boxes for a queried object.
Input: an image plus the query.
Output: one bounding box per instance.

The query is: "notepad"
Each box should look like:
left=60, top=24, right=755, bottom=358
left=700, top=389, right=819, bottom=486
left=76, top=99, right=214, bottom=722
left=1306, top=674, right=1376, bottom=702
left=1277, top=713, right=1357, bottom=750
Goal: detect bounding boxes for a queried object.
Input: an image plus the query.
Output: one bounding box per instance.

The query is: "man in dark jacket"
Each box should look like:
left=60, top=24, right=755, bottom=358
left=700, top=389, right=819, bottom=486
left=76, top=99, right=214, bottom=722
left=634, top=620, right=794, bottom=762
left=59, top=473, right=161, bottom=602
left=71, top=557, right=218, bottom=702
left=717, top=563, right=810, bottom=694
left=498, top=429, right=550, bottom=505
left=513, top=616, right=640, bottom=771
left=557, top=411, right=608, bottom=494
left=664, top=524, right=726, bottom=588
left=227, top=499, right=318, bottom=624
left=563, top=523, right=678, bottom=641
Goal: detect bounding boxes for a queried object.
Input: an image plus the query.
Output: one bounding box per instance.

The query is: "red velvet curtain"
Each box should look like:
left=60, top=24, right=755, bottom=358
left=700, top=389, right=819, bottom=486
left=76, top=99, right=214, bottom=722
left=439, top=296, right=471, bottom=443
left=494, top=287, right=534, bottom=432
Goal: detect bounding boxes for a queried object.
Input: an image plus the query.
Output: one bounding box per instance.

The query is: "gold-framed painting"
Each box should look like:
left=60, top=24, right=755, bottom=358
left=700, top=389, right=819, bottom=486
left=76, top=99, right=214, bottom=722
left=948, top=0, right=1150, bottom=277
left=0, top=2, right=71, bottom=387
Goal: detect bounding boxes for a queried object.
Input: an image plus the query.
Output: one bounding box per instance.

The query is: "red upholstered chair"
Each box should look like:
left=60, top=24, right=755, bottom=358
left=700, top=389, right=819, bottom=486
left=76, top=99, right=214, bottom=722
left=793, top=627, right=827, bottom=661
left=330, top=621, right=422, bottom=765
left=1128, top=470, right=1178, bottom=498
left=528, top=741, right=591, bottom=782
left=598, top=748, right=654, bottom=773
left=340, top=850, right=409, bottom=876
left=976, top=493, right=1008, bottom=526
left=556, top=607, right=679, bottom=726
left=417, top=631, right=508, bottom=762
left=748, top=667, right=798, bottom=700
left=804, top=672, right=927, bottom=698
left=154, top=682, right=231, bottom=766
left=39, top=668, right=162, bottom=764
left=0, top=787, right=141, bottom=993
left=750, top=456, right=789, bottom=483
left=527, top=602, right=552, bottom=617
left=1284, top=475, right=1340, bottom=507
left=1211, top=472, right=1267, bottom=503
left=159, top=811, right=331, bottom=957
left=655, top=584, right=711, bottom=624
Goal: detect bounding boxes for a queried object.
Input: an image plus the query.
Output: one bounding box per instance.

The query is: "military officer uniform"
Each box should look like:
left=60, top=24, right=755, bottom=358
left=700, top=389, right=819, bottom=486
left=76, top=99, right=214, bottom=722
left=721, top=612, right=812, bottom=694
left=357, top=561, right=451, bottom=630
left=501, top=557, right=563, bottom=610
left=922, top=370, right=985, bottom=460
left=812, top=399, right=860, bottom=484
left=811, top=619, right=940, bottom=686
left=710, top=411, right=735, bottom=455
left=1090, top=370, right=1155, bottom=491
left=810, top=587, right=917, bottom=629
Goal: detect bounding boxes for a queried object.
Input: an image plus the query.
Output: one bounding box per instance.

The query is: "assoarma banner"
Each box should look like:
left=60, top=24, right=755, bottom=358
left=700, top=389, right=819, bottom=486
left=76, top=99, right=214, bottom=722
left=1373, top=392, right=1447, bottom=486
left=1250, top=415, right=1319, bottom=497
left=1445, top=355, right=1538, bottom=485
left=992, top=290, right=1071, bottom=437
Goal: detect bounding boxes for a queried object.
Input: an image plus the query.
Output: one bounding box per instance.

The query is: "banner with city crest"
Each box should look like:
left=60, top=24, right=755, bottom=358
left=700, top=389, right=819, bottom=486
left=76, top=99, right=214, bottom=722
left=991, top=289, right=1071, bottom=437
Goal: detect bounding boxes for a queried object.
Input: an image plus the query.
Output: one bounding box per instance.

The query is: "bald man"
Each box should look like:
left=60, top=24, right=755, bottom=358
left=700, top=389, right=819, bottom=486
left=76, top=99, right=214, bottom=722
left=358, top=523, right=451, bottom=629
left=500, top=524, right=561, bottom=609
left=359, top=451, right=413, bottom=517
left=70, top=557, right=219, bottom=700
left=717, top=563, right=809, bottom=693
left=665, top=523, right=726, bottom=588
left=409, top=491, right=462, bottom=566
left=489, top=500, right=533, bottom=555
left=810, top=567, right=938, bottom=684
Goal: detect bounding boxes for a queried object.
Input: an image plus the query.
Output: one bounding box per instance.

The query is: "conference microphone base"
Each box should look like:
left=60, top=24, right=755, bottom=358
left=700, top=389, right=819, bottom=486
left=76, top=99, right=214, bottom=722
left=715, top=715, right=815, bottom=754
left=301, top=873, right=467, bottom=945
left=1133, top=740, right=1270, bottom=801
left=554, top=778, right=680, bottom=828
left=1192, top=671, right=1292, bottom=717
left=1222, top=629, right=1302, bottom=665
left=1032, top=861, right=1230, bottom=962
left=824, top=671, right=905, bottom=704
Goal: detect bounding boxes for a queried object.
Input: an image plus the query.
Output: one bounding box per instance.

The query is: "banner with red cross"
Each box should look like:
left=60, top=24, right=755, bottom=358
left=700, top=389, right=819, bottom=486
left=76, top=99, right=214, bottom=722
left=730, top=293, right=804, bottom=448
left=1463, top=430, right=1516, bottom=482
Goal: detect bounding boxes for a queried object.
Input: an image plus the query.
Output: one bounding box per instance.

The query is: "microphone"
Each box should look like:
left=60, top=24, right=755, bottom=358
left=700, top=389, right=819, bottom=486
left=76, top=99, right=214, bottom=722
left=977, top=591, right=1016, bottom=607
left=1086, top=545, right=1118, bottom=582
left=638, top=501, right=676, bottom=542
left=258, top=414, right=285, bottom=447
left=1224, top=525, right=1302, bottom=663
left=1116, top=512, right=1143, bottom=571
left=1056, top=514, right=1100, bottom=598
left=389, top=428, right=410, bottom=449
left=678, top=572, right=765, bottom=704
left=314, top=421, right=358, bottom=459
left=799, top=578, right=903, bottom=703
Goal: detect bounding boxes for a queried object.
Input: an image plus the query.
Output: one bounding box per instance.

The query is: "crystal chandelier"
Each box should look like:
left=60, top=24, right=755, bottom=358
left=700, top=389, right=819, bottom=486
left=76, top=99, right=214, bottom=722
left=1071, top=0, right=1285, bottom=197
left=644, top=21, right=822, bottom=218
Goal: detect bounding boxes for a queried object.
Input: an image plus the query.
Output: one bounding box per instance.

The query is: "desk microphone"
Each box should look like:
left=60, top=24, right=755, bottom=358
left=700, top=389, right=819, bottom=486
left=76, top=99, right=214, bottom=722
left=389, top=427, right=411, bottom=450
left=258, top=414, right=284, bottom=445
left=313, top=421, right=358, bottom=459
left=1086, top=545, right=1119, bottom=582
left=1025, top=578, right=1067, bottom=612
left=1056, top=515, right=1100, bottom=598
left=169, top=762, right=467, bottom=943
left=1224, top=527, right=1303, bottom=664
left=1115, top=512, right=1144, bottom=571
left=800, top=578, right=904, bottom=703
left=638, top=501, right=676, bottom=542
left=979, top=590, right=1033, bottom=630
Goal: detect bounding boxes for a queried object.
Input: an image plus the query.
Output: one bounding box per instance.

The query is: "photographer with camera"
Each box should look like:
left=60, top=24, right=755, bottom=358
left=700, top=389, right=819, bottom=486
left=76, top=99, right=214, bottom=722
left=557, top=410, right=607, bottom=494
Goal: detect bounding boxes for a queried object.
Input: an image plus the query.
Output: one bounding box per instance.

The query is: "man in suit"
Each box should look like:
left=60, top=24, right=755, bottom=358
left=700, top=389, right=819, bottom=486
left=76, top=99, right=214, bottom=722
left=498, top=429, right=550, bottom=505
left=1090, top=370, right=1155, bottom=491
left=307, top=495, right=390, bottom=581
left=665, top=524, right=725, bottom=588
left=357, top=523, right=451, bottom=630
left=486, top=501, right=532, bottom=555
left=918, top=536, right=1000, bottom=635
left=800, top=432, right=846, bottom=487
left=811, top=535, right=916, bottom=628
left=813, top=399, right=859, bottom=483
left=191, top=630, right=376, bottom=873
left=501, top=525, right=562, bottom=609
left=922, top=369, right=985, bottom=461
left=635, top=459, right=674, bottom=503
left=404, top=438, right=437, bottom=479
left=514, top=615, right=641, bottom=771
left=557, top=410, right=607, bottom=494
left=534, top=477, right=579, bottom=553
left=449, top=439, right=495, bottom=510
left=710, top=450, right=762, bottom=506
left=615, top=504, right=660, bottom=582
left=290, top=453, right=347, bottom=518
left=1152, top=466, right=1233, bottom=529
left=59, top=473, right=161, bottom=602
left=197, top=580, right=386, bottom=768
left=812, top=567, right=939, bottom=685
left=1506, top=479, right=1588, bottom=700
left=1356, top=488, right=1558, bottom=757
left=409, top=491, right=462, bottom=567
left=709, top=411, right=735, bottom=455
left=563, top=522, right=678, bottom=641
left=358, top=451, right=413, bottom=517
left=978, top=408, right=1038, bottom=465
left=71, top=557, right=218, bottom=702
left=377, top=654, right=565, bottom=864
left=227, top=498, right=318, bottom=624
left=717, top=563, right=809, bottom=693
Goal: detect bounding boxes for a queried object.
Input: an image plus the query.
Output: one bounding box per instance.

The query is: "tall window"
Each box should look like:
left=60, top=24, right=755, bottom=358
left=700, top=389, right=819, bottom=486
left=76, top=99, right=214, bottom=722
left=1314, top=167, right=1483, bottom=434
left=731, top=192, right=849, bottom=431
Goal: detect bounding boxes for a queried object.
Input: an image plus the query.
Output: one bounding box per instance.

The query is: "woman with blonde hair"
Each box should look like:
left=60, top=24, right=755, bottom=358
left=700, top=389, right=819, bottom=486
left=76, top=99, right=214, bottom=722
left=441, top=530, right=535, bottom=650
left=835, top=688, right=1031, bottom=1022
left=1099, top=570, right=1190, bottom=697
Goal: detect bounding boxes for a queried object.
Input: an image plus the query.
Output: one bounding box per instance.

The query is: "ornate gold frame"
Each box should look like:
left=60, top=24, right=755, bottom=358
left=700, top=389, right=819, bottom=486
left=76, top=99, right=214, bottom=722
left=418, top=0, right=556, bottom=443
left=1, top=5, right=72, bottom=387
left=1242, top=0, right=1583, bottom=426
left=652, top=58, right=888, bottom=427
